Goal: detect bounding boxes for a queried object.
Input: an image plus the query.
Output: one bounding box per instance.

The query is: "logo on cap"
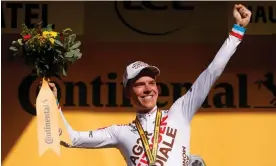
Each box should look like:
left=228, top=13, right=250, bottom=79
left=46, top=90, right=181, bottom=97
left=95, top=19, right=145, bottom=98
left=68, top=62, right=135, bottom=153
left=131, top=61, right=149, bottom=69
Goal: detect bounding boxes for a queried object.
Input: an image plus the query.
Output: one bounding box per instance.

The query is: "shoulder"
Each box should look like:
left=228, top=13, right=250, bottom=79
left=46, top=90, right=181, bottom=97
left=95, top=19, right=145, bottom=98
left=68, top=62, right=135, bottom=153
left=113, top=121, right=138, bottom=138
left=114, top=121, right=136, bottom=131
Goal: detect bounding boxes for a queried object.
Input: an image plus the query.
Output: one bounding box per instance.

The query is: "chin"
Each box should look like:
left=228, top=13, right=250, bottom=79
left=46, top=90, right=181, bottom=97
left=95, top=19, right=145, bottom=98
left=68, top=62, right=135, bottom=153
left=139, top=104, right=156, bottom=111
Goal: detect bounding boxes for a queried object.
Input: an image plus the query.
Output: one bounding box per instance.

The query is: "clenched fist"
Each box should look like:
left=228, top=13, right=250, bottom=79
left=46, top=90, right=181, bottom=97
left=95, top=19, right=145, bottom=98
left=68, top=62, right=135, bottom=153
left=233, top=4, right=252, bottom=28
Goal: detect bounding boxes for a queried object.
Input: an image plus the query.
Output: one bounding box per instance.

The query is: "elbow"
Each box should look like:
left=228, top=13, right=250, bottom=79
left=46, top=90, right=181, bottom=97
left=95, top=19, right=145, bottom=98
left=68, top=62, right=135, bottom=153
left=60, top=132, right=80, bottom=148
left=72, top=137, right=79, bottom=146
left=68, top=130, right=81, bottom=146
left=207, top=63, right=224, bottom=76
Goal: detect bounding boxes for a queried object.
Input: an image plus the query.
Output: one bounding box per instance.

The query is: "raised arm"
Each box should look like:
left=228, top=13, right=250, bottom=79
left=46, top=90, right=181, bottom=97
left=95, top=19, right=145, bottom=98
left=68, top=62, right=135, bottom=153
left=170, top=4, right=252, bottom=122
left=58, top=105, right=120, bottom=148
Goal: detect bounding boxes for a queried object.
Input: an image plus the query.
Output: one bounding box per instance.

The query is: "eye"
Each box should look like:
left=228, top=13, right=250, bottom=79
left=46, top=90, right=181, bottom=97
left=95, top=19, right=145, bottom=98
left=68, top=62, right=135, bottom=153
left=134, top=82, right=144, bottom=87
left=149, top=81, right=156, bottom=85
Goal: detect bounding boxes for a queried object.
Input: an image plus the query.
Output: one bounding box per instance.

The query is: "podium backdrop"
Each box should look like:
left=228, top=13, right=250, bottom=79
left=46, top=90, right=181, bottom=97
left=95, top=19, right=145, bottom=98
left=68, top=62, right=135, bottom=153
left=2, top=1, right=276, bottom=166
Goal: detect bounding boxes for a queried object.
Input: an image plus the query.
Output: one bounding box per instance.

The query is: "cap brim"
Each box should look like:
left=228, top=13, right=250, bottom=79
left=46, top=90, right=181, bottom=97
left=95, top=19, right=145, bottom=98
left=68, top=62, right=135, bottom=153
left=140, top=66, right=160, bottom=77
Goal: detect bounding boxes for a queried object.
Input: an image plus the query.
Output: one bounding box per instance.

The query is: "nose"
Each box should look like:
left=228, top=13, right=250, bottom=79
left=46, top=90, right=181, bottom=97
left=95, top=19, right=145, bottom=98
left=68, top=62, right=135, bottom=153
left=143, top=84, right=152, bottom=94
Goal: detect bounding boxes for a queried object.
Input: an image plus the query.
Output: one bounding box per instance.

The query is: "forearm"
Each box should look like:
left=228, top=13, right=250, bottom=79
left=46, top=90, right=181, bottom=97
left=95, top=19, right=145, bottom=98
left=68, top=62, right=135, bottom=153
left=57, top=103, right=119, bottom=148
left=57, top=105, right=79, bottom=145
left=207, top=24, right=245, bottom=76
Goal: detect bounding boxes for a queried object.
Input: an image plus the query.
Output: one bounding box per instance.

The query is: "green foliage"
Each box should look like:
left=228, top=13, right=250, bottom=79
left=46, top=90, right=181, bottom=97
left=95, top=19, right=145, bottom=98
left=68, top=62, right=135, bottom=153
left=9, top=23, right=82, bottom=78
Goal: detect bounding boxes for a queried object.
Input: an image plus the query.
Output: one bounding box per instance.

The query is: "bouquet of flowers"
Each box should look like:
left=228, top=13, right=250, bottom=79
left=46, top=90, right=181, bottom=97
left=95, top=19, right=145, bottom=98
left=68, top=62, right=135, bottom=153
left=9, top=22, right=82, bottom=78
left=9, top=22, right=82, bottom=156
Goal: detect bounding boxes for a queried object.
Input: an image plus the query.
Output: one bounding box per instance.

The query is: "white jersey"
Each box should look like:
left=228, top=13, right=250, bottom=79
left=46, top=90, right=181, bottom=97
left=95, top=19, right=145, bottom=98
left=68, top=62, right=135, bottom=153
left=59, top=25, right=245, bottom=166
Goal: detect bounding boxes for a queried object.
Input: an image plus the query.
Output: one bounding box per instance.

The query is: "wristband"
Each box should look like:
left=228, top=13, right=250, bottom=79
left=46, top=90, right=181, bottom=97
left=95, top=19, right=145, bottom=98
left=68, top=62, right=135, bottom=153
left=229, top=24, right=246, bottom=40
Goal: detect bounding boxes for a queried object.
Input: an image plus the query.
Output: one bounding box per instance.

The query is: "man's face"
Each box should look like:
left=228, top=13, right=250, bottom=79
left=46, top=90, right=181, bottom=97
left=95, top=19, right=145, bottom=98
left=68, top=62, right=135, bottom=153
left=127, top=71, right=159, bottom=112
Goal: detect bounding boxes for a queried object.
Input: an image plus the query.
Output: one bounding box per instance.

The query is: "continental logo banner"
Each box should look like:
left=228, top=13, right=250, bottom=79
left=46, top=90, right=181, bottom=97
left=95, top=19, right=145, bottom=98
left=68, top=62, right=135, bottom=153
left=227, top=2, right=276, bottom=35
left=1, top=1, right=84, bottom=35
left=84, top=1, right=229, bottom=43
left=17, top=71, right=276, bottom=115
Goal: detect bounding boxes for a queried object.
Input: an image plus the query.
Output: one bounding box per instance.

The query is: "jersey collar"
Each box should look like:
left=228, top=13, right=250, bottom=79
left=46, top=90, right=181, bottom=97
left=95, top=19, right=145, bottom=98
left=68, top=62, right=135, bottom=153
left=136, top=105, right=158, bottom=122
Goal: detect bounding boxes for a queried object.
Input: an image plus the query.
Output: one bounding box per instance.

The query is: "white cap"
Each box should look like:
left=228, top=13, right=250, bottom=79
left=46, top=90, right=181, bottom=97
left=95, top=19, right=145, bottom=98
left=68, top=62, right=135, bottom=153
left=123, top=61, right=160, bottom=87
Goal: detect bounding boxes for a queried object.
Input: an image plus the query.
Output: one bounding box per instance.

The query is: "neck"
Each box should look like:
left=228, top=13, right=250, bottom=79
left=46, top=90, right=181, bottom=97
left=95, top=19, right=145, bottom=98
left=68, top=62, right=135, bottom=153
left=137, top=106, right=157, bottom=114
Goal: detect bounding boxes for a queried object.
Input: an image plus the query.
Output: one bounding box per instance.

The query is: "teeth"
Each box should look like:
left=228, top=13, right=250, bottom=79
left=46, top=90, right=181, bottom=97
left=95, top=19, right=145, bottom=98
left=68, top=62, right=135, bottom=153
left=144, top=96, right=152, bottom=99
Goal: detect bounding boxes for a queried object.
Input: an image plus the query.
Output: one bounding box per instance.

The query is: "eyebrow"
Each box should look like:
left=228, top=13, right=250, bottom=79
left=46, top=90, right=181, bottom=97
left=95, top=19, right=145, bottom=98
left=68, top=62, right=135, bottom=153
left=134, top=80, right=156, bottom=85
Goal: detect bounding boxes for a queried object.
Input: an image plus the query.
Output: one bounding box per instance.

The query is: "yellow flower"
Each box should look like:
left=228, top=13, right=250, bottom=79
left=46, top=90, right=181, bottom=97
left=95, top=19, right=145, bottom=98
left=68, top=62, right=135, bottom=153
left=42, top=31, right=58, bottom=38
left=42, top=31, right=49, bottom=37
left=49, top=38, right=55, bottom=44
left=49, top=31, right=58, bottom=38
